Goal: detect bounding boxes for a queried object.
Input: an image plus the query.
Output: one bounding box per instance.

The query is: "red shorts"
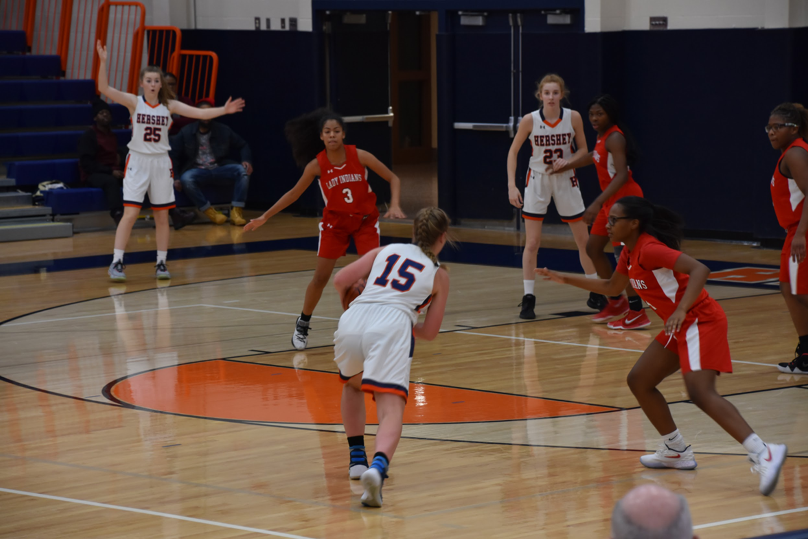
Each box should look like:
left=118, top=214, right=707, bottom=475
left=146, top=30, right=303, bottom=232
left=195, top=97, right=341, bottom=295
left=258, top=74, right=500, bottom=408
left=590, top=182, right=644, bottom=244
left=318, top=208, right=380, bottom=260
left=653, top=299, right=733, bottom=375
left=780, top=227, right=808, bottom=295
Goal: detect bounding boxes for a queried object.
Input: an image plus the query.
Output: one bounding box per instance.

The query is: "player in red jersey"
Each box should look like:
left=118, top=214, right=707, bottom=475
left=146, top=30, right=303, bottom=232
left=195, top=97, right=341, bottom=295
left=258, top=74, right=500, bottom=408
left=244, top=109, right=405, bottom=350
left=550, top=95, right=649, bottom=330
left=767, top=103, right=808, bottom=375
left=536, top=196, right=787, bottom=496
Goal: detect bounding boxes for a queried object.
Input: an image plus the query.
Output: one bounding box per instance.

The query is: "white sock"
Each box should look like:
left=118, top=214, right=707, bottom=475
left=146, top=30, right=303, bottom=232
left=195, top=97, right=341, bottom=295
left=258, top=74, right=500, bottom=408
left=157, top=250, right=167, bottom=264
left=523, top=280, right=535, bottom=295
left=113, top=249, right=124, bottom=263
left=662, top=429, right=686, bottom=450
left=585, top=273, right=598, bottom=280
left=742, top=433, right=766, bottom=456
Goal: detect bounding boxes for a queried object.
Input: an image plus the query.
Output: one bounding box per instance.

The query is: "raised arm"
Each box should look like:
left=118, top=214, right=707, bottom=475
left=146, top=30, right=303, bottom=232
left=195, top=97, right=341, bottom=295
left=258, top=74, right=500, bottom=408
left=95, top=41, right=137, bottom=112
left=357, top=149, right=405, bottom=218
left=507, top=113, right=533, bottom=209
left=242, top=159, right=319, bottom=231
left=413, top=267, right=450, bottom=341
left=169, top=97, right=245, bottom=120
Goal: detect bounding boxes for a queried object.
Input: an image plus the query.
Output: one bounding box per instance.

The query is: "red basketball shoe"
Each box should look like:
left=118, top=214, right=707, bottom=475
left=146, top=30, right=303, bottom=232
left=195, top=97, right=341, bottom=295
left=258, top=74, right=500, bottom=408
left=592, top=296, right=629, bottom=323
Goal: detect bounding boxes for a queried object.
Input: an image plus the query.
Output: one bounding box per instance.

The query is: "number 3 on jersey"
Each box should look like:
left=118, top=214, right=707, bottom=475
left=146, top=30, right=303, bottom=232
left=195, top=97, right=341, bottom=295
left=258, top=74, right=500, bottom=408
left=342, top=188, right=353, bottom=203
left=373, top=254, right=424, bottom=292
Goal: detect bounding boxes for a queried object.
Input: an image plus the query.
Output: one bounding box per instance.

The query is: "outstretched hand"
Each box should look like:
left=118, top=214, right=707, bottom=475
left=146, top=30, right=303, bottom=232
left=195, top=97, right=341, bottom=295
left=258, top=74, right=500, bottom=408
left=224, top=97, right=245, bottom=114
left=535, top=267, right=567, bottom=284
left=96, top=40, right=108, bottom=62
left=384, top=206, right=406, bottom=219
left=243, top=215, right=267, bottom=232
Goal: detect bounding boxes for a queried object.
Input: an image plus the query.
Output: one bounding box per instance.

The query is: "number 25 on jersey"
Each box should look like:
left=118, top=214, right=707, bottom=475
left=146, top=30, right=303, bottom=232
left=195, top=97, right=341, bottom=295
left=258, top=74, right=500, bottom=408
left=373, top=254, right=424, bottom=292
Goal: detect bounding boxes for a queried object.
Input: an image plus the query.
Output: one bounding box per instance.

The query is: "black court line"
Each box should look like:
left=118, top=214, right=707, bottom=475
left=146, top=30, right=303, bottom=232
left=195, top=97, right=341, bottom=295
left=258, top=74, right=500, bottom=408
left=0, top=270, right=800, bottom=451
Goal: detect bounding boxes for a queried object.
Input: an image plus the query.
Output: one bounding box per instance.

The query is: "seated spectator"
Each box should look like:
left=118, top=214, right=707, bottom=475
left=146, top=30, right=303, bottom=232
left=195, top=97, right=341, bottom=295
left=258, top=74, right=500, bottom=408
left=171, top=99, right=253, bottom=226
left=164, top=72, right=194, bottom=136
left=78, top=99, right=196, bottom=230
left=611, top=484, right=697, bottom=539
left=78, top=99, right=125, bottom=225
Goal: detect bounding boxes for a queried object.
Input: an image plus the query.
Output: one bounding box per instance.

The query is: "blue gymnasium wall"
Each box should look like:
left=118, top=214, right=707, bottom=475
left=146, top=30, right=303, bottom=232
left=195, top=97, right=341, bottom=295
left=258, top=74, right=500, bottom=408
left=178, top=30, right=322, bottom=213
left=183, top=23, right=808, bottom=240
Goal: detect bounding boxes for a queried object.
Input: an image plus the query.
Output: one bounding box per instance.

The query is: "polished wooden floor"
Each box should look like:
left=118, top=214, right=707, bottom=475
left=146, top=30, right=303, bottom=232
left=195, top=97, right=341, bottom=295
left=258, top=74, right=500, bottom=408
left=0, top=213, right=806, bottom=538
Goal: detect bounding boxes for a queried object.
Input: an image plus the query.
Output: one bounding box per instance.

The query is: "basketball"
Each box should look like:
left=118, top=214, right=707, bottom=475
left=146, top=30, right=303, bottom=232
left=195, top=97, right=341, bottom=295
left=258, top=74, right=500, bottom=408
left=342, top=278, right=366, bottom=310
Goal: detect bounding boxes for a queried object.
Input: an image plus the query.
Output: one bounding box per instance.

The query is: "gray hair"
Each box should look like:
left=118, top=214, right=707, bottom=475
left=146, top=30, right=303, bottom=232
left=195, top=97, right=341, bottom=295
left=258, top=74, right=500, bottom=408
left=611, top=488, right=693, bottom=539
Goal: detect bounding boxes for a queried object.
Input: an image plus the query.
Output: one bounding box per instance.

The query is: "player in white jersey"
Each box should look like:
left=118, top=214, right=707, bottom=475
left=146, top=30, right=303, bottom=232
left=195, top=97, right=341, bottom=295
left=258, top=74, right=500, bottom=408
left=95, top=40, right=244, bottom=282
left=507, top=73, right=598, bottom=319
left=332, top=207, right=451, bottom=508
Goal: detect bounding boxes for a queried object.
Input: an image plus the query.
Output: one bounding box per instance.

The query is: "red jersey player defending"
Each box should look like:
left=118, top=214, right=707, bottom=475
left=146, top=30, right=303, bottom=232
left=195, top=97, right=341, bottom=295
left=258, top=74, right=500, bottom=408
left=244, top=109, right=405, bottom=349
left=767, top=103, right=808, bottom=376
left=537, top=196, right=787, bottom=496
left=550, top=95, right=648, bottom=330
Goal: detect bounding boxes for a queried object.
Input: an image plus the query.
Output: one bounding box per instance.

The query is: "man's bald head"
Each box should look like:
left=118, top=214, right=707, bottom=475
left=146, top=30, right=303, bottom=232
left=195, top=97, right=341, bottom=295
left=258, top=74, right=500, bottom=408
left=611, top=484, right=696, bottom=539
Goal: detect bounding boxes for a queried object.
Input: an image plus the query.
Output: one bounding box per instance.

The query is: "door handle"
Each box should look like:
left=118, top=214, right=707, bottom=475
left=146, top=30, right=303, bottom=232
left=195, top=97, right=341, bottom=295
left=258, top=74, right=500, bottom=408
left=454, top=116, right=518, bottom=137
left=342, top=107, right=394, bottom=125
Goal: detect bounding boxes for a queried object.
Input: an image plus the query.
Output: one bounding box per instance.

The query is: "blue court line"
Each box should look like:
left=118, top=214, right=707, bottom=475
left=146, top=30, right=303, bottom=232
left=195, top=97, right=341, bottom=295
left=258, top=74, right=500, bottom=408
left=0, top=234, right=781, bottom=289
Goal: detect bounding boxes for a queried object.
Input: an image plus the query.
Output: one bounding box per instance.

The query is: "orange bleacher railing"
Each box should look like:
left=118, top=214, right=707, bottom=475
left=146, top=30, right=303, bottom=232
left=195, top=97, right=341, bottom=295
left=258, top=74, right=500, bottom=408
left=145, top=25, right=181, bottom=77
left=178, top=50, right=218, bottom=103
left=64, top=0, right=103, bottom=81
left=93, top=1, right=145, bottom=95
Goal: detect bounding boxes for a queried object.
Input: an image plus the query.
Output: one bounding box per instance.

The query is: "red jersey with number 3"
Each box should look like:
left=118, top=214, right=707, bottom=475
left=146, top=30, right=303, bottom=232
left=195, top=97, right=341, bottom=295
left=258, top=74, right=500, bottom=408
left=316, top=145, right=376, bottom=215
left=593, top=125, right=639, bottom=193
left=616, top=233, right=710, bottom=322
left=771, top=138, right=808, bottom=230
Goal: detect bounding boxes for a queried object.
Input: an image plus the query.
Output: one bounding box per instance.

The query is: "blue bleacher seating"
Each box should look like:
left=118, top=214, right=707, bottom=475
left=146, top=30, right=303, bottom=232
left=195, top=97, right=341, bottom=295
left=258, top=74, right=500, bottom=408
left=0, top=129, right=130, bottom=157
left=0, top=31, right=27, bottom=54
left=0, top=55, right=61, bottom=77
left=0, top=79, right=96, bottom=102
left=7, top=159, right=80, bottom=186
left=0, top=103, right=130, bottom=129
left=42, top=187, right=107, bottom=214
left=40, top=183, right=234, bottom=214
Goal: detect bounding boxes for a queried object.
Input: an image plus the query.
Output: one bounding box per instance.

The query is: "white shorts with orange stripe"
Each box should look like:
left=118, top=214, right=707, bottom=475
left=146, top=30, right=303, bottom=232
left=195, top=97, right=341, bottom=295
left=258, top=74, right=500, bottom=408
left=334, top=303, right=414, bottom=402
left=654, top=299, right=733, bottom=375
left=522, top=168, right=585, bottom=222
left=122, top=151, right=175, bottom=210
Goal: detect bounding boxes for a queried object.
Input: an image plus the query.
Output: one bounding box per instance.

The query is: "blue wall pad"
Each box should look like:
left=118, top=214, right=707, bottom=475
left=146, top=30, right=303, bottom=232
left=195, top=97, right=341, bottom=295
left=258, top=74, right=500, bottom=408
left=0, top=129, right=130, bottom=157
left=0, top=55, right=61, bottom=77
left=0, top=103, right=129, bottom=129
left=0, top=79, right=96, bottom=102
left=0, top=31, right=26, bottom=53
left=7, top=159, right=80, bottom=185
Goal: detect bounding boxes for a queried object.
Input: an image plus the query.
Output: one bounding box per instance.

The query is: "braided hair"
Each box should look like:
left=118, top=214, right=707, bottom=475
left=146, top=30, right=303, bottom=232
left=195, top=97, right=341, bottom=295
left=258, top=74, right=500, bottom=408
left=771, top=103, right=808, bottom=141
left=615, top=196, right=684, bottom=250
left=284, top=108, right=346, bottom=168
left=587, top=94, right=640, bottom=167
left=413, top=207, right=451, bottom=264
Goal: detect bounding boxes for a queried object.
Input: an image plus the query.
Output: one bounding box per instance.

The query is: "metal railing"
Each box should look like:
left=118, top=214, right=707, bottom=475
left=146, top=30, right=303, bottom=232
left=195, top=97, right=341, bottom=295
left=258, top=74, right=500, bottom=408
left=145, top=25, right=181, bottom=76
left=178, top=50, right=218, bottom=103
